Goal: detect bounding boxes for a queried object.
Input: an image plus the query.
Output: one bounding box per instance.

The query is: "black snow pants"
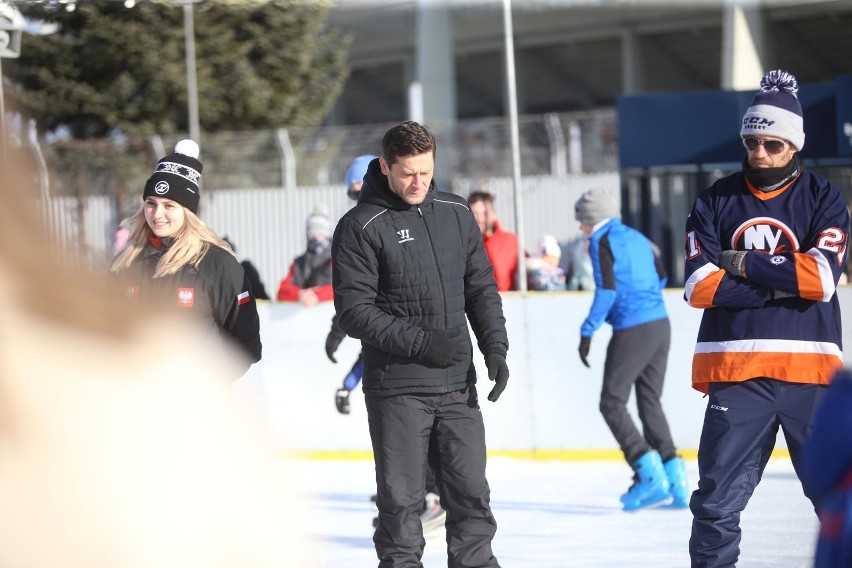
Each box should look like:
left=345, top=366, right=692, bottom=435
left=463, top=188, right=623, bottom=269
left=366, top=385, right=500, bottom=568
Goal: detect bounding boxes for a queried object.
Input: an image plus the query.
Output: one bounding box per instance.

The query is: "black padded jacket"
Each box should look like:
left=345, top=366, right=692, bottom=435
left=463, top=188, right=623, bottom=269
left=331, top=158, right=508, bottom=397
left=120, top=237, right=262, bottom=377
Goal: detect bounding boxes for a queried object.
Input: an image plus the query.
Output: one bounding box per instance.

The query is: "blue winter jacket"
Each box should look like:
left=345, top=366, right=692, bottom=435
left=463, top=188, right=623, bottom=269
left=580, top=218, right=667, bottom=338
left=804, top=368, right=852, bottom=568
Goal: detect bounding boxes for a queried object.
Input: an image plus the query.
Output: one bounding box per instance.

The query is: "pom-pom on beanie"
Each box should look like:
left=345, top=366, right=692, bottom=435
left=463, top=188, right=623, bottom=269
left=740, top=70, right=805, bottom=151
left=143, top=139, right=203, bottom=214
left=574, top=188, right=619, bottom=227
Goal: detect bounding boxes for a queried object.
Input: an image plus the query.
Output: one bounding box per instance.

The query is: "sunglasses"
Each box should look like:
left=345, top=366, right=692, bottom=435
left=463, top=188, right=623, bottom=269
left=742, top=136, right=788, bottom=154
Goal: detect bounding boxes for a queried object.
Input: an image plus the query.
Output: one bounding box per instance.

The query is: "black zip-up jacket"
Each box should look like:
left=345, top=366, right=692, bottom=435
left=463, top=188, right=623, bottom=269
left=331, top=159, right=508, bottom=397
left=122, top=237, right=262, bottom=376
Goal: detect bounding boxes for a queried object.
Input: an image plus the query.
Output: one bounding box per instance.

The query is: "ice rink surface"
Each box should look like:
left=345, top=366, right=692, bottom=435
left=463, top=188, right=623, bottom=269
left=288, top=456, right=818, bottom=568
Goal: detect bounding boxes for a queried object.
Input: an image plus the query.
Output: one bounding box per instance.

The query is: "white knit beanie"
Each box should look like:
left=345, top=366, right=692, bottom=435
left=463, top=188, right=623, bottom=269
left=740, top=70, right=805, bottom=151
left=306, top=205, right=331, bottom=239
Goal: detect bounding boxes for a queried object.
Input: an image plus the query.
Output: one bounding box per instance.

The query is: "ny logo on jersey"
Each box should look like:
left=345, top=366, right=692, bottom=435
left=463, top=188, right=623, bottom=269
left=731, top=217, right=799, bottom=254
left=397, top=229, right=414, bottom=243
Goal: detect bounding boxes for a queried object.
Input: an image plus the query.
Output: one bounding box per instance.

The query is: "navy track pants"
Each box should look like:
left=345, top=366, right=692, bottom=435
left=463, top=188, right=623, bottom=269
left=689, top=378, right=826, bottom=567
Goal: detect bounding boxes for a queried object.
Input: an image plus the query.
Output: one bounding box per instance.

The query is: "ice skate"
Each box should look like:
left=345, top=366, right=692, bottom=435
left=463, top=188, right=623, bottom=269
left=420, top=492, right=446, bottom=537
left=663, top=456, right=689, bottom=508
left=335, top=388, right=351, bottom=415
left=621, top=451, right=672, bottom=512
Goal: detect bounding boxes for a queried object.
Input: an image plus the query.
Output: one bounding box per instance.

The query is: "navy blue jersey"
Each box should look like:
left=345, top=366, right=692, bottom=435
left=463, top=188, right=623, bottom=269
left=683, top=170, right=848, bottom=393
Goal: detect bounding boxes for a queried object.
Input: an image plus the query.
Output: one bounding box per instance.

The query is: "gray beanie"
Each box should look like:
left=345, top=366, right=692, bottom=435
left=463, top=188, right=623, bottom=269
left=575, top=188, right=619, bottom=226
left=740, top=70, right=805, bottom=151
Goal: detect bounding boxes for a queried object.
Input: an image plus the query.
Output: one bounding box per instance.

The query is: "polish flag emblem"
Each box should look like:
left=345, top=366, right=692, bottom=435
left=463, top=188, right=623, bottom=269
left=177, top=288, right=195, bottom=307
left=237, top=290, right=250, bottom=305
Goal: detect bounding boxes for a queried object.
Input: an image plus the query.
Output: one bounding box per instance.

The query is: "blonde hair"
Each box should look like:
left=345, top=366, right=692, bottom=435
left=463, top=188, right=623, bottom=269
left=110, top=203, right=234, bottom=278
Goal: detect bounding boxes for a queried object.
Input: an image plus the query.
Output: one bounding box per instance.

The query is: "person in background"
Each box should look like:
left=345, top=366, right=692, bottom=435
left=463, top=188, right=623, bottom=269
left=468, top=190, right=519, bottom=291
left=276, top=205, right=334, bottom=306
left=111, top=139, right=262, bottom=378
left=112, top=226, right=130, bottom=257
left=804, top=368, right=852, bottom=568
left=574, top=187, right=687, bottom=513
left=526, top=234, right=567, bottom=291
left=561, top=232, right=595, bottom=291
left=332, top=121, right=509, bottom=567
left=326, top=155, right=377, bottom=415
left=683, top=69, right=848, bottom=568
left=223, top=236, right=270, bottom=300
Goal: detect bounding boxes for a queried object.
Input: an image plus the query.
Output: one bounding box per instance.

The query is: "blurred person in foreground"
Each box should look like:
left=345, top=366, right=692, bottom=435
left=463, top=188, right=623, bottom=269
left=467, top=190, right=519, bottom=291
left=574, top=188, right=688, bottom=513
left=683, top=69, right=848, bottom=568
left=0, top=140, right=315, bottom=567
left=804, top=368, right=852, bottom=568
left=111, top=139, right=262, bottom=378
left=332, top=121, right=509, bottom=567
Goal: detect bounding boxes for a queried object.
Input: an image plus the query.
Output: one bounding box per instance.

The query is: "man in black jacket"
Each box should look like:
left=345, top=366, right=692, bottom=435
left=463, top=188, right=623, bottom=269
left=332, top=121, right=509, bottom=568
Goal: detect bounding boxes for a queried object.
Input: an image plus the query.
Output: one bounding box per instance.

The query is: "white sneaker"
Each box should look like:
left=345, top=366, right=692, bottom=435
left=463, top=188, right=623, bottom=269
left=420, top=492, right=446, bottom=535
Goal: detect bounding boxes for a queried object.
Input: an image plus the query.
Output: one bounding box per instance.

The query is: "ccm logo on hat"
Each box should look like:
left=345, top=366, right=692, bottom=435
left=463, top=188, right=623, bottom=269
left=155, top=181, right=170, bottom=195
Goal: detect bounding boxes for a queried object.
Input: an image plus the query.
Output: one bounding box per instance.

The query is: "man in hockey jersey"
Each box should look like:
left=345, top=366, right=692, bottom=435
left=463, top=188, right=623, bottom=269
left=683, top=69, right=849, bottom=568
left=332, top=121, right=509, bottom=567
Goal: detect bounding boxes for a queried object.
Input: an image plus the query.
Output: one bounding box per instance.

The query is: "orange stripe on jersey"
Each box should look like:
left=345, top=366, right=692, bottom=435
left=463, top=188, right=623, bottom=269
left=688, top=270, right=724, bottom=308
left=691, top=351, right=842, bottom=393
left=745, top=176, right=799, bottom=200
left=795, top=253, right=825, bottom=301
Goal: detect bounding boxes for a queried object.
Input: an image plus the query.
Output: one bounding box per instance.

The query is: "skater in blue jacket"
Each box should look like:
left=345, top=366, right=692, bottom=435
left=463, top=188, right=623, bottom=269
left=574, top=188, right=688, bottom=512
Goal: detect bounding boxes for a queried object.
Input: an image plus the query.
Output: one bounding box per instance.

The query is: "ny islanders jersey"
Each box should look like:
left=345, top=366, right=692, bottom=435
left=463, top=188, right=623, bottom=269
left=683, top=170, right=848, bottom=393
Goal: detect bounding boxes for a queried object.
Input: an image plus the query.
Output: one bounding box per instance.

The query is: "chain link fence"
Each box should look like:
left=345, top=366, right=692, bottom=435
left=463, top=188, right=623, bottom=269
left=12, top=107, right=847, bottom=290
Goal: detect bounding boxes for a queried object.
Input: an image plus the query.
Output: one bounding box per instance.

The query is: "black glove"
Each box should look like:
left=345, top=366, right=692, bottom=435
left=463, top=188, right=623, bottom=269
left=719, top=250, right=748, bottom=278
left=766, top=288, right=797, bottom=301
left=578, top=336, right=591, bottom=368
left=485, top=352, right=509, bottom=402
left=325, top=330, right=346, bottom=363
left=417, top=329, right=469, bottom=368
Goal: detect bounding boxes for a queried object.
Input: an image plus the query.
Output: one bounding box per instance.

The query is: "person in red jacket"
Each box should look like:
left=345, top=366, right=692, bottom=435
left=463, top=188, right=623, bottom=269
left=276, top=205, right=334, bottom=305
left=467, top=191, right=519, bottom=291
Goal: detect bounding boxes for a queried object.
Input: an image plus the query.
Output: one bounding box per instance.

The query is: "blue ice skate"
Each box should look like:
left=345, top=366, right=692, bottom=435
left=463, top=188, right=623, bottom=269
left=663, top=456, right=689, bottom=508
left=620, top=451, right=672, bottom=512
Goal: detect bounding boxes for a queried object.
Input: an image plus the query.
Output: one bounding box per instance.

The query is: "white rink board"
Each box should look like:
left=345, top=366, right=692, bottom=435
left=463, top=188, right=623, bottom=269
left=237, top=288, right=852, bottom=454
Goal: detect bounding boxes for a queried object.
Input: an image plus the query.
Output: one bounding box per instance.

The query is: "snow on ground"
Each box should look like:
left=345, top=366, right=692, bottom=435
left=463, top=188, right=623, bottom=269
left=286, top=456, right=817, bottom=568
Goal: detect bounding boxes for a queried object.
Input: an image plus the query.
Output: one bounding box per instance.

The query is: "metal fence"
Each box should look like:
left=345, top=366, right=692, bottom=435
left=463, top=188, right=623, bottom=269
left=18, top=107, right=849, bottom=291
left=18, top=109, right=621, bottom=292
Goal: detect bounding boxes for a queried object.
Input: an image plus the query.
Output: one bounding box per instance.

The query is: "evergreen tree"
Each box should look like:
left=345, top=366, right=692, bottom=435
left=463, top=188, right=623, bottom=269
left=7, top=0, right=350, bottom=138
